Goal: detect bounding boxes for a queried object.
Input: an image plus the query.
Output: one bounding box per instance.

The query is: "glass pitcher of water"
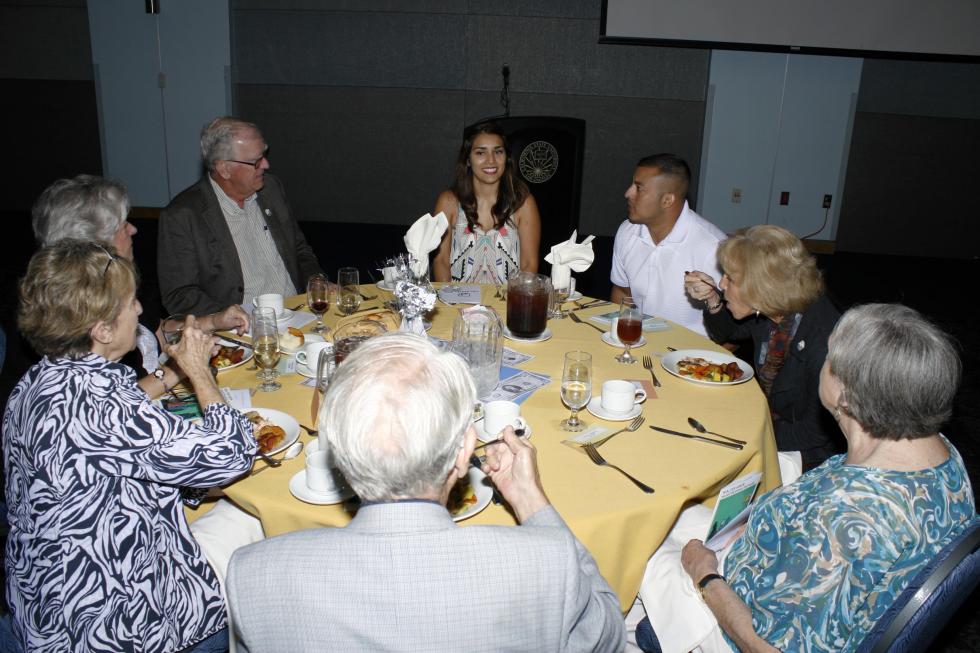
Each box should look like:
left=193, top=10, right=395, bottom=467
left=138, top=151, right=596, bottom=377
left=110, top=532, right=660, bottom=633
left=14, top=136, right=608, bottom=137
left=451, top=305, right=503, bottom=399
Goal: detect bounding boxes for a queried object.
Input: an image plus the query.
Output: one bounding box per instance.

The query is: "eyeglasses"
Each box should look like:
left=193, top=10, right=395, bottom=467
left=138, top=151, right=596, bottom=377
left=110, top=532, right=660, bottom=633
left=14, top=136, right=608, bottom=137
left=94, top=243, right=119, bottom=276
left=225, top=154, right=268, bottom=169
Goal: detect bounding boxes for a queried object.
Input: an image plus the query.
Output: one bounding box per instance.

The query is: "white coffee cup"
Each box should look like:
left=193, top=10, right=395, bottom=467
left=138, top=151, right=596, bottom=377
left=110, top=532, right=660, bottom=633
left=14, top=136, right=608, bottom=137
left=601, top=380, right=647, bottom=414
left=382, top=266, right=396, bottom=284
left=483, top=400, right=528, bottom=437
left=253, top=293, right=285, bottom=316
left=306, top=449, right=342, bottom=493
left=296, top=341, right=332, bottom=367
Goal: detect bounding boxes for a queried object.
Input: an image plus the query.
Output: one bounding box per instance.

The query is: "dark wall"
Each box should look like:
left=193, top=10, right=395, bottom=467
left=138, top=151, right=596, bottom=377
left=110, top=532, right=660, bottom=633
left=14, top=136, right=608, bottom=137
left=1, top=1, right=103, bottom=210
left=230, top=1, right=710, bottom=237
left=838, top=59, right=980, bottom=259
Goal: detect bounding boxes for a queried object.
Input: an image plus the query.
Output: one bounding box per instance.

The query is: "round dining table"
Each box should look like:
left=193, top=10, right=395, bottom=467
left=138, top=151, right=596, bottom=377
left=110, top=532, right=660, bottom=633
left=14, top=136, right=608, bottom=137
left=188, top=284, right=781, bottom=612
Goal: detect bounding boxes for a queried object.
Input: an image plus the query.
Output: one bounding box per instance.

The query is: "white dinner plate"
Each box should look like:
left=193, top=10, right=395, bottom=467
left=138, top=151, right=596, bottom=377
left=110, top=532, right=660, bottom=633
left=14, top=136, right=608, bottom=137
left=586, top=397, right=642, bottom=421
left=660, top=349, right=755, bottom=386
left=476, top=420, right=533, bottom=443
left=212, top=339, right=254, bottom=371
left=279, top=333, right=325, bottom=355
left=600, top=331, right=647, bottom=349
left=449, top=467, right=493, bottom=522
left=288, top=469, right=355, bottom=505
left=502, top=326, right=553, bottom=343
left=247, top=407, right=301, bottom=456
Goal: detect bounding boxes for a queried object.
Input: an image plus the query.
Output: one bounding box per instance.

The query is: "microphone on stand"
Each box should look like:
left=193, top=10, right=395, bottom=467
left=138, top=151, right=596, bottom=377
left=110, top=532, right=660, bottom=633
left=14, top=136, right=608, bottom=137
left=500, top=63, right=511, bottom=117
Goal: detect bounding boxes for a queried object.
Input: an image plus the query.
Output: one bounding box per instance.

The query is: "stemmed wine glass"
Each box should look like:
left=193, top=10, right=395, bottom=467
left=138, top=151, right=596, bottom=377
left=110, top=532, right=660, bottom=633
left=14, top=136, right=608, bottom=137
left=252, top=307, right=282, bottom=392
left=560, top=351, right=592, bottom=432
left=615, top=296, right=642, bottom=364
left=307, top=273, right=331, bottom=334
left=336, top=267, right=361, bottom=316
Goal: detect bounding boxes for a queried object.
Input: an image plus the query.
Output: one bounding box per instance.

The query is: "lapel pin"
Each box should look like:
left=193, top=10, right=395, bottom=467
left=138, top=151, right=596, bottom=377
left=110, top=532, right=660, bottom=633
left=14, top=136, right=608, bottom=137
left=797, top=340, right=806, bottom=351
left=264, top=208, right=271, bottom=216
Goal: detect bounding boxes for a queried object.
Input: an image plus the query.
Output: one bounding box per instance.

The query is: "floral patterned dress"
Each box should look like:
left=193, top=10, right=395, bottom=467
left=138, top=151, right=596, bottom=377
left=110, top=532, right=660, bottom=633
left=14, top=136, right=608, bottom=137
left=448, top=206, right=521, bottom=285
left=3, top=354, right=257, bottom=652
left=723, top=438, right=976, bottom=652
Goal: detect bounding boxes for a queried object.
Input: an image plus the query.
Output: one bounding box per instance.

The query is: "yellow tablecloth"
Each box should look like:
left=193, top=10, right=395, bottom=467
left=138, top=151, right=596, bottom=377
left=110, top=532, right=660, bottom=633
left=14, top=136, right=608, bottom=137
left=189, top=285, right=780, bottom=612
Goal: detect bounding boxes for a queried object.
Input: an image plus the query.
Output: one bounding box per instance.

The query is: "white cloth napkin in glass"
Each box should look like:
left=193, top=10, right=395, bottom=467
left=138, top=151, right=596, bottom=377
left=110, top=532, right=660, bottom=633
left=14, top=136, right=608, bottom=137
left=544, top=230, right=595, bottom=289
left=404, top=211, right=449, bottom=277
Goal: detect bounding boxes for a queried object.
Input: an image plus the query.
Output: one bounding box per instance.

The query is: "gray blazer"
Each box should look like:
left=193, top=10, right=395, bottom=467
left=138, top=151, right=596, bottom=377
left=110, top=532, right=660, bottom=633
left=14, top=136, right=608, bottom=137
left=157, top=174, right=322, bottom=315
left=226, top=503, right=625, bottom=653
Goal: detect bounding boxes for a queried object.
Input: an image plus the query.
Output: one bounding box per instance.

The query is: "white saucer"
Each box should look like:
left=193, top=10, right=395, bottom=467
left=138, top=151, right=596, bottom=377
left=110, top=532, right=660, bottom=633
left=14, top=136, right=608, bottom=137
left=294, top=360, right=319, bottom=379
left=586, top=397, right=642, bottom=421
left=567, top=290, right=583, bottom=302
left=600, top=331, right=647, bottom=349
left=502, top=326, right=552, bottom=343
left=280, top=333, right=325, bottom=355
left=476, top=420, right=533, bottom=443
left=377, top=280, right=396, bottom=292
left=275, top=308, right=296, bottom=323
left=288, top=469, right=355, bottom=505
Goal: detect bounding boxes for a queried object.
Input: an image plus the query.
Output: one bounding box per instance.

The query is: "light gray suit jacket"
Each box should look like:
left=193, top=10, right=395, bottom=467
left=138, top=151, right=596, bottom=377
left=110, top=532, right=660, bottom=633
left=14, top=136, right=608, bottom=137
left=157, top=174, right=322, bottom=315
left=226, top=502, right=625, bottom=653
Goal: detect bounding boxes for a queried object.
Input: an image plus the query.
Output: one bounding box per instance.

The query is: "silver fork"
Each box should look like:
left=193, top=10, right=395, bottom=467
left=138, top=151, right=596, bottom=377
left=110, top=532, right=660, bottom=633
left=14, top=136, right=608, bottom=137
left=642, top=355, right=662, bottom=388
left=568, top=311, right=606, bottom=333
left=591, top=416, right=646, bottom=447
left=581, top=443, right=655, bottom=493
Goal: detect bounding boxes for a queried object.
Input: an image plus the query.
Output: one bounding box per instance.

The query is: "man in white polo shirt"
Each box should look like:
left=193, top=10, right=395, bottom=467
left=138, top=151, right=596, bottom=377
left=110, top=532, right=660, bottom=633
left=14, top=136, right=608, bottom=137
left=610, top=154, right=726, bottom=337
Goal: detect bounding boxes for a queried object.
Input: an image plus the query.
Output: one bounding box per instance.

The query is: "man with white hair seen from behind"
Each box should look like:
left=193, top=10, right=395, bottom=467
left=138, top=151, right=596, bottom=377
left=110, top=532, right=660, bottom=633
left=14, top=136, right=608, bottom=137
left=226, top=333, right=625, bottom=653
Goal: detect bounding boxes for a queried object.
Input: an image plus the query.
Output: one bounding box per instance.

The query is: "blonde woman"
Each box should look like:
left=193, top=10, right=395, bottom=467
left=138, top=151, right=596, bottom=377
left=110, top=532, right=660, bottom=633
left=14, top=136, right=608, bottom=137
left=685, top=225, right=840, bottom=470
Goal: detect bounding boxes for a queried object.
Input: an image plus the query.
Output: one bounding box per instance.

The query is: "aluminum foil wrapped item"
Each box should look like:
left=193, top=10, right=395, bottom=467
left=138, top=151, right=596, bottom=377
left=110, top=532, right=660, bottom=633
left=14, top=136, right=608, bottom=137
left=395, top=274, right=436, bottom=335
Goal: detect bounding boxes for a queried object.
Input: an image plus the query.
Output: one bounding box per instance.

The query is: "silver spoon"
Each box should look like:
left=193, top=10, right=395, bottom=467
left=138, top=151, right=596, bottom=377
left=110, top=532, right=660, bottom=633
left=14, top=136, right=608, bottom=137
left=687, top=417, right=748, bottom=445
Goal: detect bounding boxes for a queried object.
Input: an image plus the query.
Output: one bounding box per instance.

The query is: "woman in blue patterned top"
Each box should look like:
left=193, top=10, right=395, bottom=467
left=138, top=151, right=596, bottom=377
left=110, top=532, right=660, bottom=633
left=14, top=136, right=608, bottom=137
left=638, top=303, right=975, bottom=653
left=3, top=241, right=257, bottom=652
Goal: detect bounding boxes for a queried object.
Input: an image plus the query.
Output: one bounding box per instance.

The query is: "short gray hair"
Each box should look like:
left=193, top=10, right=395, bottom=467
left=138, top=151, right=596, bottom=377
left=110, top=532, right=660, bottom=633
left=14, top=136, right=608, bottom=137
left=319, top=333, right=476, bottom=501
left=200, top=116, right=261, bottom=171
left=31, top=175, right=129, bottom=247
left=827, top=303, right=961, bottom=440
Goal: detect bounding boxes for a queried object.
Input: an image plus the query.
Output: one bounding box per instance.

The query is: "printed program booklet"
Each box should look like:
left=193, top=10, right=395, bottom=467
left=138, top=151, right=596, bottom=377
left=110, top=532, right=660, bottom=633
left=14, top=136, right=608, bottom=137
left=705, top=471, right=763, bottom=551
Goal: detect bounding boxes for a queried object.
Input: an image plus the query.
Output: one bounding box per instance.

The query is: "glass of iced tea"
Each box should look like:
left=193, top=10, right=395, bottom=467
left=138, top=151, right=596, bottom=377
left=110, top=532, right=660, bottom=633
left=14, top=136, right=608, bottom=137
left=506, top=272, right=551, bottom=338
left=615, top=296, right=642, bottom=364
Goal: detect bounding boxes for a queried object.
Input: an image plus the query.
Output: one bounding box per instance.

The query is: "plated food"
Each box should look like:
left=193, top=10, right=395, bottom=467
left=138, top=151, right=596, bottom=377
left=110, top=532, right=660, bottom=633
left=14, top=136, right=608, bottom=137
left=448, top=467, right=493, bottom=522
left=209, top=340, right=254, bottom=371
left=676, top=357, right=744, bottom=383
left=279, top=327, right=305, bottom=351
left=661, top=349, right=754, bottom=387
left=243, top=408, right=301, bottom=456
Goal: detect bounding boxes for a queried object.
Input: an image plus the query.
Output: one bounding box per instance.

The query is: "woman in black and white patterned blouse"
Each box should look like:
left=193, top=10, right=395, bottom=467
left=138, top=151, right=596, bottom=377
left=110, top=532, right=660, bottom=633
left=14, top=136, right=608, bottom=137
left=3, top=240, right=257, bottom=652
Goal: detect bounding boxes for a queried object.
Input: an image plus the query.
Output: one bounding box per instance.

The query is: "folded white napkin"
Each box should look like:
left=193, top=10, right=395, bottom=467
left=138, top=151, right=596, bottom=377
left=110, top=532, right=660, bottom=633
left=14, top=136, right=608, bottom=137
left=404, top=211, right=449, bottom=277
left=545, top=230, right=595, bottom=289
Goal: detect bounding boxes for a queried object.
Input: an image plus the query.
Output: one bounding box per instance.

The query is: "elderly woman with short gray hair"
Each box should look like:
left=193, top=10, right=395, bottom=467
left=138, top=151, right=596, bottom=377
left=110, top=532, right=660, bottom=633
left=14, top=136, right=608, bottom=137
left=637, top=303, right=976, bottom=653
left=31, top=174, right=249, bottom=399
left=685, top=224, right=840, bottom=471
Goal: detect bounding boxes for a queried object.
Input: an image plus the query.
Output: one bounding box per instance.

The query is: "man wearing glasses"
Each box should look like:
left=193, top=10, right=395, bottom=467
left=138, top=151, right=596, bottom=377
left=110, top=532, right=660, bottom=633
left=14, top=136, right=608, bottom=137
left=158, top=116, right=323, bottom=315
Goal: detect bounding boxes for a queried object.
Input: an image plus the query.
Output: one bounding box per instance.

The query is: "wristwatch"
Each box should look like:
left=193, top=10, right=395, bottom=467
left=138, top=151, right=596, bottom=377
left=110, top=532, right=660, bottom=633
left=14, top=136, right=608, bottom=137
left=152, top=368, right=169, bottom=391
left=697, top=573, right=725, bottom=601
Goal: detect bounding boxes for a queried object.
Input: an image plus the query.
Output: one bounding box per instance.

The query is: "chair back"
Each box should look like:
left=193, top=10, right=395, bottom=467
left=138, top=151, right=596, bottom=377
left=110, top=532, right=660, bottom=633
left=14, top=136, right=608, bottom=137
left=859, top=518, right=980, bottom=653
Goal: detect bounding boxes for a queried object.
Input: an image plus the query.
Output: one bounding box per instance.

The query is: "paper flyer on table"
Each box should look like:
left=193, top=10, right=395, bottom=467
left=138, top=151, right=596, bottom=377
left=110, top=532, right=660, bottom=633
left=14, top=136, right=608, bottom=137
left=589, top=310, right=670, bottom=332
left=437, top=285, right=482, bottom=305
left=705, top=472, right=763, bottom=551
left=482, top=366, right=550, bottom=404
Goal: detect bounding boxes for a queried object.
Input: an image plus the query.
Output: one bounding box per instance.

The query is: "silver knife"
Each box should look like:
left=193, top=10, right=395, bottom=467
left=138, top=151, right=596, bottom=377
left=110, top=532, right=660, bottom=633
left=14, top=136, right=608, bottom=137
left=649, top=425, right=744, bottom=450
left=216, top=334, right=253, bottom=349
